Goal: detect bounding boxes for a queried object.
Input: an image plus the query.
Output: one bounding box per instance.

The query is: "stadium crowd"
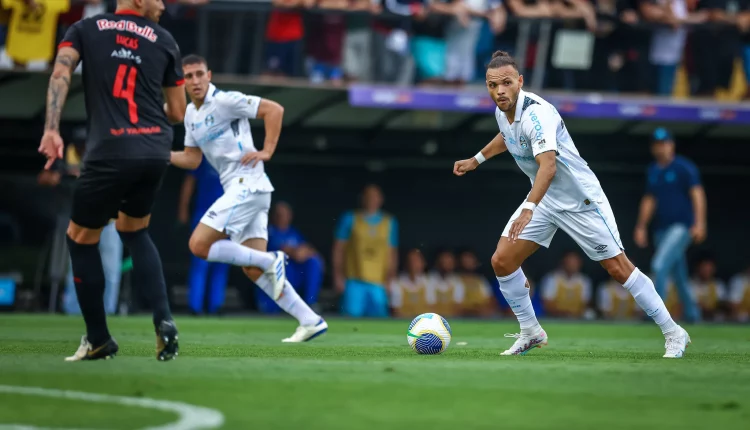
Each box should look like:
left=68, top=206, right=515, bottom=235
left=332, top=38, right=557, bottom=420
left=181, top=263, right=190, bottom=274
left=3, top=0, right=750, bottom=97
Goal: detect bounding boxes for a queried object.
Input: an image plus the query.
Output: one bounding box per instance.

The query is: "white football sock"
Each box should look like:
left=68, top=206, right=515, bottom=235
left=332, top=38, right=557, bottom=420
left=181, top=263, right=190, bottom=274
left=206, top=240, right=274, bottom=270
left=623, top=268, right=678, bottom=335
left=256, top=277, right=320, bottom=326
left=497, top=268, right=541, bottom=335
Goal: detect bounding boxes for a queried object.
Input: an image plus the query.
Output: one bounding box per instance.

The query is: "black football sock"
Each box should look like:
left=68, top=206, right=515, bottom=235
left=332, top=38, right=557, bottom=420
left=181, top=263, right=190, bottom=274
left=66, top=236, right=111, bottom=346
left=118, top=228, right=173, bottom=327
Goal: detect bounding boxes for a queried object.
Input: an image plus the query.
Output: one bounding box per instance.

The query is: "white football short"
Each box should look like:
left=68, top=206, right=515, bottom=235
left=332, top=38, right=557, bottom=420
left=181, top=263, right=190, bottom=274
left=502, top=196, right=624, bottom=261
left=200, top=180, right=271, bottom=244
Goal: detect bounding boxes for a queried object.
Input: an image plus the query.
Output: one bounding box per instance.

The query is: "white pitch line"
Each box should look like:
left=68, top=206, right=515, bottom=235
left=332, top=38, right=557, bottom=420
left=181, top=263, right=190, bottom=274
left=0, top=385, right=224, bottom=430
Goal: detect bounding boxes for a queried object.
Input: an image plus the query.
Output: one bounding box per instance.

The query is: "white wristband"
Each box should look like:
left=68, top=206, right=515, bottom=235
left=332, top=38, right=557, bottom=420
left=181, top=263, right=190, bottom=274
left=521, top=201, right=537, bottom=212
left=474, top=152, right=486, bottom=164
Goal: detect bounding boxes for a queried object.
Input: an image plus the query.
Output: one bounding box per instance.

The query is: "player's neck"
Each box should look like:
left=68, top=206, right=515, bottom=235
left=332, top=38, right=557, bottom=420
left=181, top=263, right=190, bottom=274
left=192, top=97, right=205, bottom=110
left=656, top=155, right=674, bottom=167
left=503, top=102, right=517, bottom=124
left=115, top=6, right=143, bottom=16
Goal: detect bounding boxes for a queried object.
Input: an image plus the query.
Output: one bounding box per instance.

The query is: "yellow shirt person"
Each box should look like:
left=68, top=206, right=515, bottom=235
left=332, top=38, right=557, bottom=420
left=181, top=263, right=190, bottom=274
left=390, top=273, right=435, bottom=318
left=597, top=280, right=637, bottom=320
left=2, top=0, right=69, bottom=64
left=541, top=270, right=592, bottom=318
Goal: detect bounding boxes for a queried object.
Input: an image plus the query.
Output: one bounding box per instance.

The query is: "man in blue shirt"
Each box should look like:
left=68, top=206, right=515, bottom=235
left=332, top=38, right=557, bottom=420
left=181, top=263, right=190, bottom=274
left=178, top=159, right=229, bottom=314
left=634, top=128, right=707, bottom=322
left=257, top=201, right=324, bottom=313
left=332, top=184, right=399, bottom=317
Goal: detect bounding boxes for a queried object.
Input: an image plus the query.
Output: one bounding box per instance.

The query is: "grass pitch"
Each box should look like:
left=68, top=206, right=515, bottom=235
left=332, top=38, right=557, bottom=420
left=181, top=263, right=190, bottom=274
left=0, top=315, right=748, bottom=429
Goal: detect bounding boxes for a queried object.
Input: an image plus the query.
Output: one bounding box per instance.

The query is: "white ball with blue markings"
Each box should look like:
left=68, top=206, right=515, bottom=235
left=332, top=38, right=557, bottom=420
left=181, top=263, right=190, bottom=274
left=407, top=313, right=452, bottom=355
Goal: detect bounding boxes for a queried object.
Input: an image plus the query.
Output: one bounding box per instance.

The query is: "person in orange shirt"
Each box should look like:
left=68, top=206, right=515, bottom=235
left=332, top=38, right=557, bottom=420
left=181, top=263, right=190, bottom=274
left=2, top=0, right=70, bottom=66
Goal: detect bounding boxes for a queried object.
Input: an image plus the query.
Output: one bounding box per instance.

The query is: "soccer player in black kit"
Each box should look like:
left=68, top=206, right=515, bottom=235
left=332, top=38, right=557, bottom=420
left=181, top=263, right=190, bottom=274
left=38, top=0, right=187, bottom=361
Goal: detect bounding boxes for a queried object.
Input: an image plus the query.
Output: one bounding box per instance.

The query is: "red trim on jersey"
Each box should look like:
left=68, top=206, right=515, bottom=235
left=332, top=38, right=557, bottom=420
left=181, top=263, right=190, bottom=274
left=175, top=79, right=185, bottom=86
left=58, top=41, right=73, bottom=50
left=115, top=9, right=143, bottom=16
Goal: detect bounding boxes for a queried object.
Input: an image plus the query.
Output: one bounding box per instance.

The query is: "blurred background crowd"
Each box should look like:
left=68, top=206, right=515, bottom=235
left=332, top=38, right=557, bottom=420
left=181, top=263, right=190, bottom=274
left=3, top=0, right=750, bottom=98
left=0, top=0, right=748, bottom=325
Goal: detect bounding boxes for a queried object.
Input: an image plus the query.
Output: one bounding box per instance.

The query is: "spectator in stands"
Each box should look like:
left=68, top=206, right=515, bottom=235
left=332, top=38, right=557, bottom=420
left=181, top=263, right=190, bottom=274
left=641, top=0, right=706, bottom=95
left=550, top=0, right=597, bottom=32
left=58, top=0, right=108, bottom=73
left=2, top=0, right=70, bottom=69
left=634, top=127, right=705, bottom=323
left=177, top=159, right=229, bottom=315
left=443, top=0, right=504, bottom=86
left=728, top=265, right=750, bottom=322
left=540, top=251, right=593, bottom=318
left=333, top=184, right=398, bottom=317
left=691, top=254, right=726, bottom=321
left=259, top=202, right=324, bottom=312
left=597, top=278, right=638, bottom=320
left=264, top=0, right=311, bottom=78
left=738, top=0, right=750, bottom=99
left=390, top=248, right=435, bottom=317
left=307, top=0, right=348, bottom=84
left=456, top=248, right=495, bottom=316
left=372, top=0, right=420, bottom=85
left=343, top=0, right=381, bottom=82
left=693, top=0, right=740, bottom=97
left=411, top=0, right=466, bottom=85
left=428, top=249, right=464, bottom=317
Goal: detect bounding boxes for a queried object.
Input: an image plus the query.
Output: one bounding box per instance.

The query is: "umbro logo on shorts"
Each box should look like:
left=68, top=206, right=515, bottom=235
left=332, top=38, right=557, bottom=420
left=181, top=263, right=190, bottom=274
left=594, top=244, right=607, bottom=253
left=207, top=211, right=217, bottom=219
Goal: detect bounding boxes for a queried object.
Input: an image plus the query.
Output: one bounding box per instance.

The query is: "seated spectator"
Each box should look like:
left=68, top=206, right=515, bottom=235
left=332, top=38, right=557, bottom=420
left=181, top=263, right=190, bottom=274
left=259, top=202, right=324, bottom=313
left=597, top=279, right=638, bottom=320
left=390, top=248, right=435, bottom=317
left=653, top=275, right=684, bottom=320
left=540, top=251, right=592, bottom=318
left=307, top=0, right=348, bottom=85
left=428, top=249, right=465, bottom=317
left=411, top=0, right=458, bottom=85
left=333, top=184, right=398, bottom=318
left=728, top=265, right=750, bottom=322
left=342, top=0, right=380, bottom=82
left=264, top=0, right=310, bottom=78
left=456, top=248, right=495, bottom=316
left=691, top=255, right=726, bottom=321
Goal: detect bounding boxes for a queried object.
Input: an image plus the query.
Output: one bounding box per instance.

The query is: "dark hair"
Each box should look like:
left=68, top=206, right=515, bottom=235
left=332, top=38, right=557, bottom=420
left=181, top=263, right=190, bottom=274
left=487, top=50, right=518, bottom=71
left=182, top=54, right=207, bottom=67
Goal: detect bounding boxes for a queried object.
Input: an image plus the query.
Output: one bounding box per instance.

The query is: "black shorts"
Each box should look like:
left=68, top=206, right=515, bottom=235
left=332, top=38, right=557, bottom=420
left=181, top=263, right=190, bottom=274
left=71, top=159, right=168, bottom=229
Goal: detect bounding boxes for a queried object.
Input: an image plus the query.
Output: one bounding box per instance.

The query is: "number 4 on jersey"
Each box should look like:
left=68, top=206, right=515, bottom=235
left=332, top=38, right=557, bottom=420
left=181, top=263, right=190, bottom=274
left=113, top=65, right=138, bottom=124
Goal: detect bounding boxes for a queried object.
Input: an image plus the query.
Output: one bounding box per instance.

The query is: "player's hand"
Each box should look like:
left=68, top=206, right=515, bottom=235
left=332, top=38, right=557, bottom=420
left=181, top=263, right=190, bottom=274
left=508, top=209, right=533, bottom=243
left=38, top=131, right=64, bottom=170
left=453, top=158, right=479, bottom=176
left=633, top=225, right=648, bottom=248
left=241, top=150, right=272, bottom=167
left=690, top=224, right=707, bottom=244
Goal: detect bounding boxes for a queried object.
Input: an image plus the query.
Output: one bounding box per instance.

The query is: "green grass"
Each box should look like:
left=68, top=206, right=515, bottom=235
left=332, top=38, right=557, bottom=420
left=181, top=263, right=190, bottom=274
left=1, top=315, right=749, bottom=429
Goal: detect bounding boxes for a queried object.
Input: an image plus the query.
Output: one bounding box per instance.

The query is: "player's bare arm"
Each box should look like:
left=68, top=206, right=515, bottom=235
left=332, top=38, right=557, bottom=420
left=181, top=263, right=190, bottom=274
left=171, top=146, right=203, bottom=170
left=453, top=132, right=508, bottom=176
left=163, top=86, right=187, bottom=124
left=634, top=194, right=655, bottom=248
left=508, top=151, right=556, bottom=242
left=241, top=99, right=285, bottom=167
left=39, top=46, right=80, bottom=169
left=689, top=185, right=707, bottom=243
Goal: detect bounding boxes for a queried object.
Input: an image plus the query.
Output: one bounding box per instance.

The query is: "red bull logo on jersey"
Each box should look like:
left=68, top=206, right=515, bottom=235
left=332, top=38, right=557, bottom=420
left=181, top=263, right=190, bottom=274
left=97, top=19, right=158, bottom=43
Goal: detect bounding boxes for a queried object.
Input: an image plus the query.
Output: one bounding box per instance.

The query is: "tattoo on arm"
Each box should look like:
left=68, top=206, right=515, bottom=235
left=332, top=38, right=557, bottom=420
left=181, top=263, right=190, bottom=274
left=44, top=53, right=78, bottom=132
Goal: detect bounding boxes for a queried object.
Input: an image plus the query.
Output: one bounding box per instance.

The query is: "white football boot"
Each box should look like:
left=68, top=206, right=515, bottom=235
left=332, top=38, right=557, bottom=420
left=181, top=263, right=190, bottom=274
left=500, top=329, right=548, bottom=356
left=263, top=251, right=287, bottom=301
left=282, top=319, right=328, bottom=343
left=663, top=326, right=691, bottom=358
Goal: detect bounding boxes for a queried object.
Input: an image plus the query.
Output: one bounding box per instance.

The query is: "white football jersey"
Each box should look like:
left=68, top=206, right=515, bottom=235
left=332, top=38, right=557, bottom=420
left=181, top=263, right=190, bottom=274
left=184, top=83, right=274, bottom=193
left=494, top=89, right=604, bottom=212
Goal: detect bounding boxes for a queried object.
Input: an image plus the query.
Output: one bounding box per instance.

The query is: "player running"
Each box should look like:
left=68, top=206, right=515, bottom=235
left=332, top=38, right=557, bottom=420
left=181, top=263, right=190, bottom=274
left=169, top=55, right=327, bottom=342
left=453, top=51, right=691, bottom=358
left=39, top=0, right=186, bottom=361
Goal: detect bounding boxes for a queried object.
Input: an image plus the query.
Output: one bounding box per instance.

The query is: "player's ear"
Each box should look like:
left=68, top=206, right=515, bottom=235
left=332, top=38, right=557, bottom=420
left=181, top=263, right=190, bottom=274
left=518, top=74, right=524, bottom=88
left=207, top=70, right=212, bottom=81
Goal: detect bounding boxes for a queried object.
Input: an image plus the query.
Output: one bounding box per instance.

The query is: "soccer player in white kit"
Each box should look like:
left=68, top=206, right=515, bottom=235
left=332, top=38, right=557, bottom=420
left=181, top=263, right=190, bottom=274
left=453, top=51, right=691, bottom=358
left=170, top=55, right=327, bottom=342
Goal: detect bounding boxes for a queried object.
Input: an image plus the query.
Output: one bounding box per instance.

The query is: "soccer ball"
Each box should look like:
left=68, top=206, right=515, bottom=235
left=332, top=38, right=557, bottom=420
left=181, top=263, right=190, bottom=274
left=407, top=313, right=452, bottom=355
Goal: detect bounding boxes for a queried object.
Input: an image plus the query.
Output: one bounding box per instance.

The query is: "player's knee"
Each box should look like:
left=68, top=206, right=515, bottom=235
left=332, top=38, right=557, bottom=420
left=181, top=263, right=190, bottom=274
left=188, top=235, right=211, bottom=260
left=491, top=251, right=518, bottom=277
left=601, top=256, right=634, bottom=284
left=242, top=266, right=262, bottom=281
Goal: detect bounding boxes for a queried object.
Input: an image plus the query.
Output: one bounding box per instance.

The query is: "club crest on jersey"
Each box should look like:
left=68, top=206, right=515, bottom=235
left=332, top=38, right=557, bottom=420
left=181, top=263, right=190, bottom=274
left=520, top=136, right=529, bottom=149
left=205, top=115, right=215, bottom=127
left=111, top=48, right=141, bottom=64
